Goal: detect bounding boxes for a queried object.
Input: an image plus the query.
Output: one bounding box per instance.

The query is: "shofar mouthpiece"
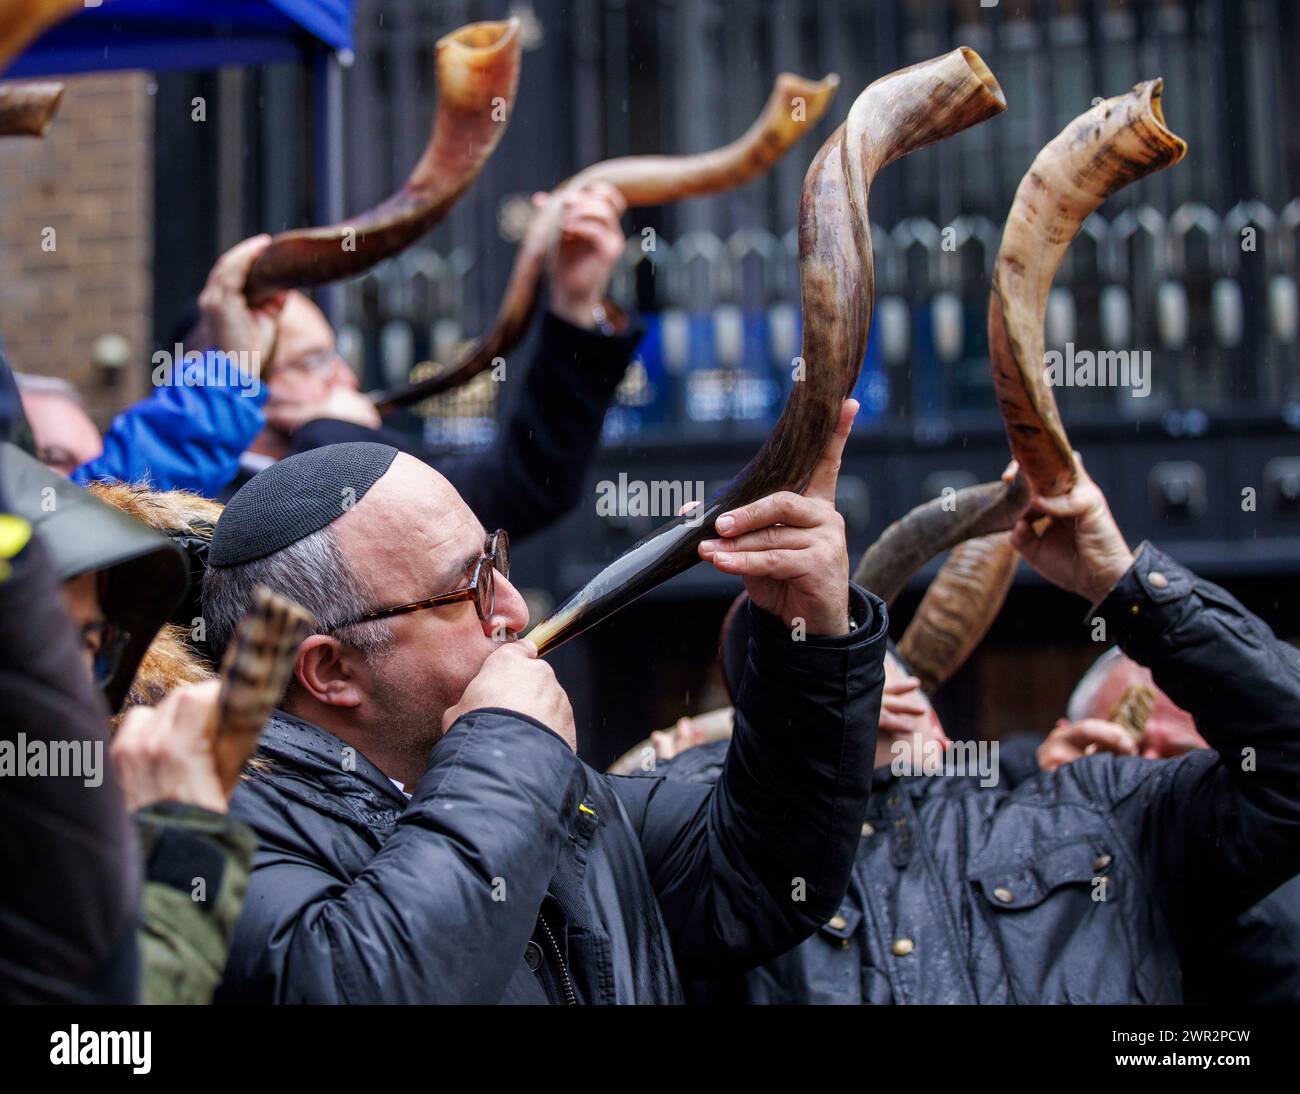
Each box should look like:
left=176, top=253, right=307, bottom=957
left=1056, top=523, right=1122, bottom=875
left=0, top=81, right=63, bottom=136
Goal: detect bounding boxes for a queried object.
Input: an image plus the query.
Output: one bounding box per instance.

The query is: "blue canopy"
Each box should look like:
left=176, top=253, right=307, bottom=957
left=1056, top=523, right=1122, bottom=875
left=7, top=0, right=354, bottom=76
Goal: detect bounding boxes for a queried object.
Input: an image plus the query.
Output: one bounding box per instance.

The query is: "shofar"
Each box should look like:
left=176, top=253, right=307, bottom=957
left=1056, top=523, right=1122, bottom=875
left=372, top=71, right=840, bottom=411
left=243, top=19, right=523, bottom=305
left=0, top=81, right=62, bottom=135
left=213, top=586, right=314, bottom=793
left=989, top=79, right=1186, bottom=498
left=0, top=0, right=82, bottom=74
left=896, top=532, right=1019, bottom=693
left=526, top=48, right=1007, bottom=656
left=852, top=476, right=1028, bottom=608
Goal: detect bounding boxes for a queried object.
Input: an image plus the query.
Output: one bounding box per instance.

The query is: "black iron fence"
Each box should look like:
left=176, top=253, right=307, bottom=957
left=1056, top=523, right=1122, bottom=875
left=333, top=0, right=1300, bottom=448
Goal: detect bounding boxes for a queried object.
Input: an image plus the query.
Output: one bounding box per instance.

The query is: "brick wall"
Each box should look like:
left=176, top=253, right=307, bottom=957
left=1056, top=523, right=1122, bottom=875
left=0, top=71, right=153, bottom=424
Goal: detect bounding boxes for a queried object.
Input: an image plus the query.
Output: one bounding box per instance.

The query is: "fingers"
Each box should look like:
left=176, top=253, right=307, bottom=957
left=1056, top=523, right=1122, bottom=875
left=705, top=547, right=805, bottom=579
left=713, top=490, right=821, bottom=537
left=883, top=675, right=923, bottom=694
left=1068, top=718, right=1138, bottom=756
left=699, top=525, right=813, bottom=557
left=208, top=234, right=272, bottom=293
left=571, top=181, right=627, bottom=218
left=882, top=692, right=929, bottom=718
left=804, top=399, right=858, bottom=502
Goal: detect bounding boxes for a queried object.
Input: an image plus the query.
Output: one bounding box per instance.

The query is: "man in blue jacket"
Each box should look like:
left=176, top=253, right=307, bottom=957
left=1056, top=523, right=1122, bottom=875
left=21, top=236, right=284, bottom=497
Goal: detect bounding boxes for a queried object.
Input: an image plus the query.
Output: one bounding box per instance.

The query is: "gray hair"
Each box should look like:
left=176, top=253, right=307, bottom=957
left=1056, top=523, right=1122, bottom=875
left=1066, top=646, right=1128, bottom=723
left=202, top=523, right=394, bottom=671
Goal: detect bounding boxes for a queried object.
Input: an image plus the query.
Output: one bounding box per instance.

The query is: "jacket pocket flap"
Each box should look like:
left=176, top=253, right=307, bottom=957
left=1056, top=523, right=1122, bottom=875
left=970, top=838, right=1111, bottom=911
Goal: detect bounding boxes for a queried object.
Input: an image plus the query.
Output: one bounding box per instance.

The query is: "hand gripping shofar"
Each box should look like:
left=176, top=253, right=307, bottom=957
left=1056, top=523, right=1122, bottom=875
left=213, top=586, right=314, bottom=793
left=989, top=79, right=1187, bottom=498
left=372, top=71, right=841, bottom=412
left=0, top=81, right=62, bottom=136
left=242, top=19, right=523, bottom=306
left=525, top=49, right=1007, bottom=657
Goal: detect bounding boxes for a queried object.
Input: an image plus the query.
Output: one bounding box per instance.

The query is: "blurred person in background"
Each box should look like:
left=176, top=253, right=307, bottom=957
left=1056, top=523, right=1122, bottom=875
left=216, top=184, right=642, bottom=543
left=17, top=236, right=283, bottom=497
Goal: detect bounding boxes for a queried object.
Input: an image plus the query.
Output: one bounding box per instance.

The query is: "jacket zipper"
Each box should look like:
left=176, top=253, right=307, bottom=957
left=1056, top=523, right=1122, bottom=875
left=539, top=914, right=577, bottom=1006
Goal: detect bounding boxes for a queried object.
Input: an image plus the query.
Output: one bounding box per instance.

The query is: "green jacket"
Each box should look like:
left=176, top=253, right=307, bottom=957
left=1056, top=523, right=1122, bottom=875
left=136, top=801, right=256, bottom=1005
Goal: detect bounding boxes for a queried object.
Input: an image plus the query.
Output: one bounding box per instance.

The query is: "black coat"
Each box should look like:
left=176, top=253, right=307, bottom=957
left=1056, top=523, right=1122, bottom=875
left=216, top=587, right=886, bottom=1003
left=282, top=312, right=639, bottom=543
left=655, top=545, right=1300, bottom=1004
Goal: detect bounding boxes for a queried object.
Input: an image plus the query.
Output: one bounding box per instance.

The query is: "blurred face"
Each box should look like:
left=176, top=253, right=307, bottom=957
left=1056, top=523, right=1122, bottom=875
left=1086, top=658, right=1207, bottom=759
left=21, top=390, right=103, bottom=475
left=60, top=571, right=105, bottom=682
left=331, top=454, right=528, bottom=752
left=268, top=291, right=357, bottom=408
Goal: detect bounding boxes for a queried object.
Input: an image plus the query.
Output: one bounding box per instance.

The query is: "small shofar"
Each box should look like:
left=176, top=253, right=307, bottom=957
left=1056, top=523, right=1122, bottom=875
left=243, top=19, right=523, bottom=305
left=988, top=79, right=1187, bottom=499
left=1108, top=682, right=1157, bottom=743
left=372, top=70, right=840, bottom=411
left=0, top=81, right=63, bottom=136
left=213, top=586, right=314, bottom=793
left=526, top=48, right=1007, bottom=656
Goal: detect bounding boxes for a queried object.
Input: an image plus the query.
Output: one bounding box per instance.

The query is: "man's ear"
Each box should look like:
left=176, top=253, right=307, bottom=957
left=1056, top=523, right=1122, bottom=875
left=295, top=634, right=364, bottom=708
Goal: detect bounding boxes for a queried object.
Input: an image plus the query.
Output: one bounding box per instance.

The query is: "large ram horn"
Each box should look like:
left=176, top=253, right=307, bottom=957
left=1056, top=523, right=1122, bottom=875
left=896, top=532, right=1019, bottom=694
left=526, top=49, right=1006, bottom=656
left=371, top=70, right=841, bottom=411
left=0, top=81, right=62, bottom=135
left=242, top=19, right=522, bottom=305
left=989, top=79, right=1186, bottom=497
left=852, top=475, right=1028, bottom=607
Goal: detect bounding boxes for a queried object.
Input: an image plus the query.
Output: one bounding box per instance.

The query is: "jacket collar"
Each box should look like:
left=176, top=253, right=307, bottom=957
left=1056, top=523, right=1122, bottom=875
left=256, top=709, right=410, bottom=815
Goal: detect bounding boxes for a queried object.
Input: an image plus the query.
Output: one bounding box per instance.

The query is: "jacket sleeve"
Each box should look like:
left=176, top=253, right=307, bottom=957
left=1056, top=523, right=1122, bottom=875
left=610, top=584, right=885, bottom=977
left=1085, top=543, right=1300, bottom=934
left=221, top=710, right=585, bottom=1003
left=72, top=351, right=267, bottom=496
left=135, top=801, right=256, bottom=1005
left=0, top=530, right=140, bottom=1003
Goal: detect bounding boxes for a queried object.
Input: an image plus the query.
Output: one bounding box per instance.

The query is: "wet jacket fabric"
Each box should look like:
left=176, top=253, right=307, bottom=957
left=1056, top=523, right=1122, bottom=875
left=288, top=312, right=640, bottom=542
left=217, top=586, right=885, bottom=1003
left=137, top=801, right=256, bottom=1005
left=73, top=350, right=267, bottom=497
left=653, top=545, right=1300, bottom=1004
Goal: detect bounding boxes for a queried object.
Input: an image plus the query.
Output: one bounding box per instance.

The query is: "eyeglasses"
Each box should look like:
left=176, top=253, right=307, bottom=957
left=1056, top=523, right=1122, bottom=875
left=336, top=530, right=510, bottom=628
left=81, top=620, right=130, bottom=689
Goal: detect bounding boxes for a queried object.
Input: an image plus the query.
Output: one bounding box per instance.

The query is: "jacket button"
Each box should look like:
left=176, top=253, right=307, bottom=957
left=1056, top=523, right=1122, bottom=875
left=993, top=887, right=1014, bottom=903
left=1147, top=571, right=1169, bottom=589
left=524, top=941, right=543, bottom=972
left=891, top=937, right=914, bottom=957
left=1093, top=853, right=1113, bottom=871
left=860, top=822, right=875, bottom=838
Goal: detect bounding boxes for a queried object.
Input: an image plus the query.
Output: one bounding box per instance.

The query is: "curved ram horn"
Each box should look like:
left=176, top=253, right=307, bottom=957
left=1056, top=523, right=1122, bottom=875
left=0, top=1, right=82, bottom=75
left=852, top=475, right=1028, bottom=607
left=0, top=81, right=62, bottom=136
left=896, top=531, right=1019, bottom=694
left=989, top=79, right=1186, bottom=497
left=242, top=19, right=522, bottom=306
left=526, top=49, right=1006, bottom=656
left=371, top=70, right=841, bottom=411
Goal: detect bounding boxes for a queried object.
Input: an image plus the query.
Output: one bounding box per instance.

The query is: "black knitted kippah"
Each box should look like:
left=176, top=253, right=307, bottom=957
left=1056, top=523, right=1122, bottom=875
left=209, top=442, right=400, bottom=567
